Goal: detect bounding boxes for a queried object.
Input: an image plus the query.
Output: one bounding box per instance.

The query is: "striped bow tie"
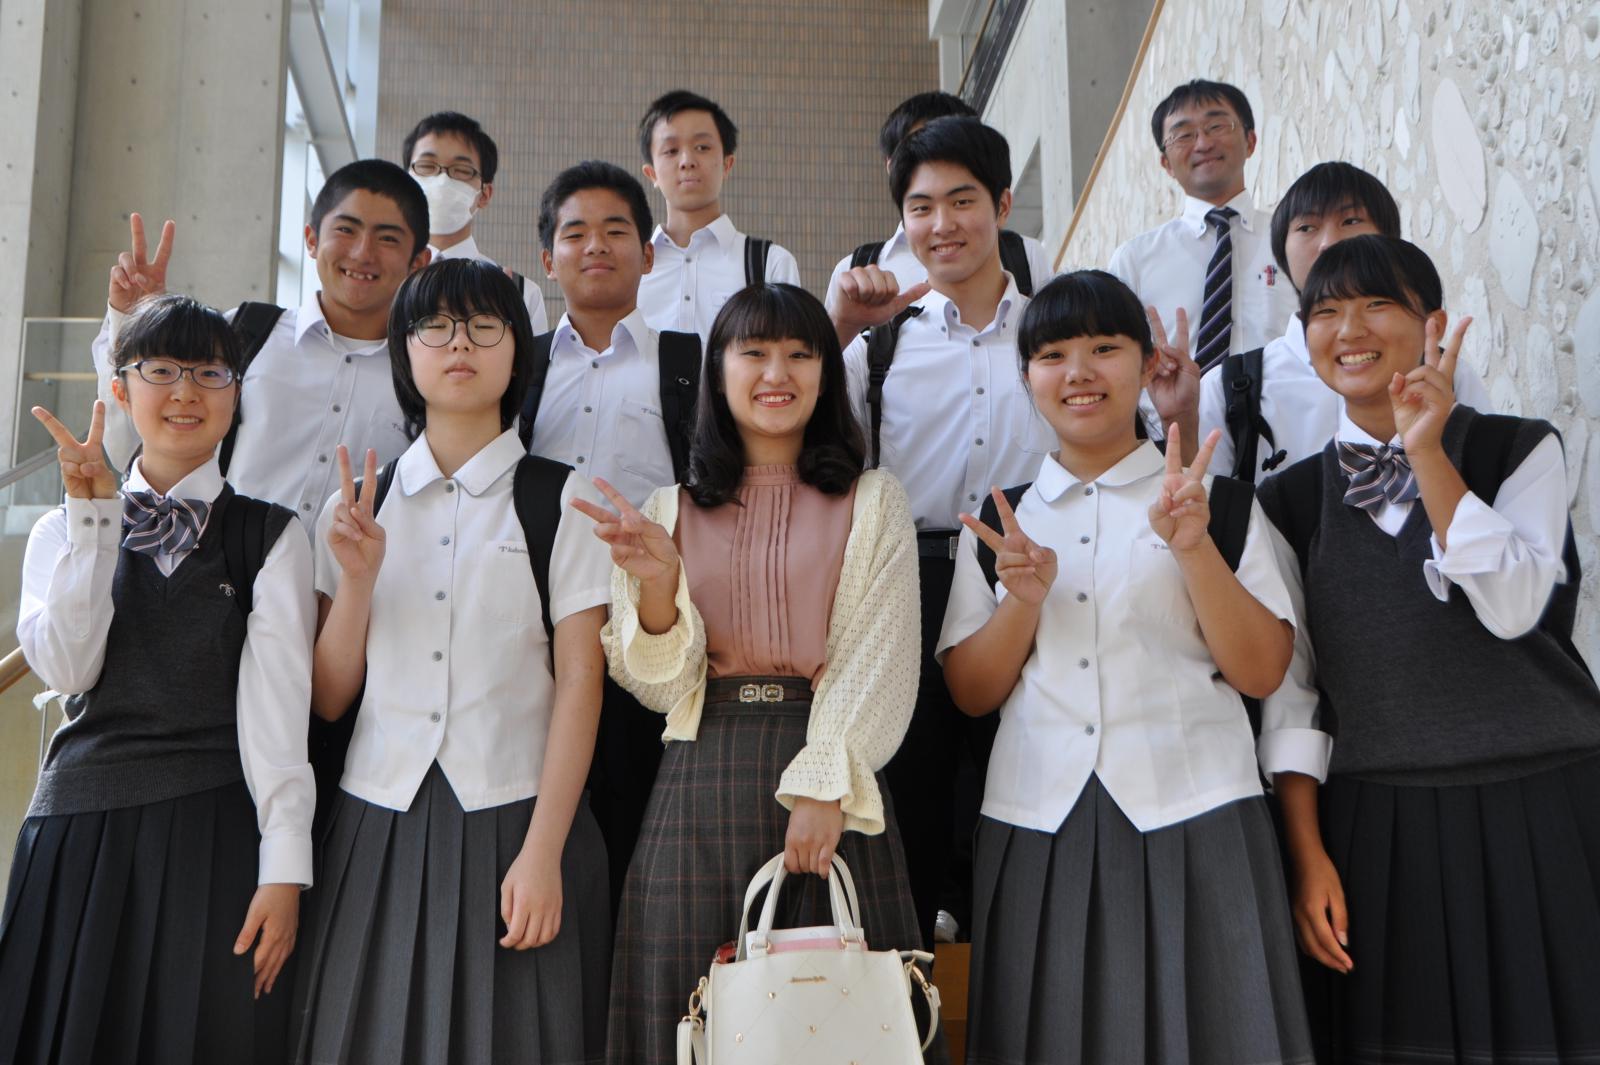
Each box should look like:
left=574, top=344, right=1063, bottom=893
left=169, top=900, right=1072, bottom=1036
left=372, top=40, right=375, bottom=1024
left=122, top=490, right=211, bottom=558
left=1337, top=442, right=1419, bottom=513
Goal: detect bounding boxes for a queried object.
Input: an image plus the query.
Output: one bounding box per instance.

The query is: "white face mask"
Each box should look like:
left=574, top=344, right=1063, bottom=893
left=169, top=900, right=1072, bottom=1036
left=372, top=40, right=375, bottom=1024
left=414, top=172, right=479, bottom=235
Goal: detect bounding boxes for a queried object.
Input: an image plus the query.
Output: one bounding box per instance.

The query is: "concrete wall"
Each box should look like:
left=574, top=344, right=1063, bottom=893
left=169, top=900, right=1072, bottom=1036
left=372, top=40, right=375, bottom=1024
left=376, top=0, right=939, bottom=321
left=1050, top=0, right=1600, bottom=666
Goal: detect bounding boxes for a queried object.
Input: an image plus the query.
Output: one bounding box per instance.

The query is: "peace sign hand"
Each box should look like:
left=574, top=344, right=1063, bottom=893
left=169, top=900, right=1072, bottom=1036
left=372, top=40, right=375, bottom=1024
left=569, top=478, right=680, bottom=587
left=108, top=213, right=175, bottom=314
left=327, top=447, right=386, bottom=584
left=1391, top=315, right=1471, bottom=456
left=958, top=487, right=1058, bottom=606
left=1148, top=424, right=1222, bottom=552
left=1144, top=306, right=1200, bottom=423
left=33, top=402, right=117, bottom=500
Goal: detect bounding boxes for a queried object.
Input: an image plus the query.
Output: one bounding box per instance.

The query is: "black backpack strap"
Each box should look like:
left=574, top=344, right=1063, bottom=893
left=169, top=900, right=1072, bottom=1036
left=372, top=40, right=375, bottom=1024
left=1255, top=451, right=1326, bottom=579
left=218, top=487, right=293, bottom=617
left=1216, top=347, right=1285, bottom=484
left=512, top=455, right=576, bottom=648
left=998, top=230, right=1033, bottom=297
left=219, top=302, right=287, bottom=475
left=850, top=241, right=886, bottom=269
left=743, top=237, right=772, bottom=288
left=864, top=306, right=922, bottom=468
left=517, top=331, right=557, bottom=450
left=976, top=483, right=1033, bottom=591
left=656, top=331, right=702, bottom=484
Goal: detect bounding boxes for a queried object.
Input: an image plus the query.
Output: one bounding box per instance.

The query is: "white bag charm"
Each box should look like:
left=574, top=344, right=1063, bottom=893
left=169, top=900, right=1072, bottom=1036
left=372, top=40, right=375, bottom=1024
left=677, top=853, right=941, bottom=1064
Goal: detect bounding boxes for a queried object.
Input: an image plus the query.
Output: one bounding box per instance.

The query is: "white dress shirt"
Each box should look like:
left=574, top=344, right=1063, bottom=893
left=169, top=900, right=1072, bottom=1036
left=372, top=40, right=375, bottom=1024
left=313, top=429, right=612, bottom=813
left=842, top=275, right=1055, bottom=530
left=825, top=223, right=1057, bottom=309
left=428, top=234, right=550, bottom=333
left=91, top=293, right=412, bottom=530
left=17, top=458, right=317, bottom=886
left=1108, top=190, right=1297, bottom=357
left=936, top=443, right=1306, bottom=833
left=636, top=214, right=802, bottom=343
left=1200, top=312, right=1499, bottom=478
left=525, top=308, right=676, bottom=508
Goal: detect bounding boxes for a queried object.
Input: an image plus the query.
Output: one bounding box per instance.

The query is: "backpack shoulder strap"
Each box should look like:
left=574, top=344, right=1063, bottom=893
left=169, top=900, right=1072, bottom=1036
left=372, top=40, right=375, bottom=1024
left=513, top=455, right=577, bottom=647
left=1204, top=474, right=1254, bottom=572
left=1216, top=347, right=1285, bottom=484
left=744, top=237, right=772, bottom=288
left=219, top=487, right=294, bottom=617
left=850, top=241, right=886, bottom=269
left=517, top=330, right=557, bottom=450
left=656, top=331, right=702, bottom=484
left=976, top=483, right=1033, bottom=591
left=864, top=306, right=922, bottom=468
left=1255, top=452, right=1325, bottom=576
left=998, top=230, right=1033, bottom=297
left=219, top=302, right=287, bottom=475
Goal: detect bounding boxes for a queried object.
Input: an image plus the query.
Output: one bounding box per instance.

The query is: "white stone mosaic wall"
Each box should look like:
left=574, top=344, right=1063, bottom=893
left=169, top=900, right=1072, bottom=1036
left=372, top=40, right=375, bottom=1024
left=1059, top=0, right=1600, bottom=667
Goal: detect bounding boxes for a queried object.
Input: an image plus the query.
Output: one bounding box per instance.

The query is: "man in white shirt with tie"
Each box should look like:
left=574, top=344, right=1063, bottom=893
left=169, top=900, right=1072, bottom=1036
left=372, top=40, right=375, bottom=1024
left=634, top=90, right=801, bottom=344
left=402, top=111, right=548, bottom=333
left=1108, top=80, right=1295, bottom=371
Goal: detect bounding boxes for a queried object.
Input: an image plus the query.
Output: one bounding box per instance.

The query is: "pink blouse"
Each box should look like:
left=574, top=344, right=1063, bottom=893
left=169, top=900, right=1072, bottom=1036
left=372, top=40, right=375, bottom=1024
left=674, top=465, right=857, bottom=686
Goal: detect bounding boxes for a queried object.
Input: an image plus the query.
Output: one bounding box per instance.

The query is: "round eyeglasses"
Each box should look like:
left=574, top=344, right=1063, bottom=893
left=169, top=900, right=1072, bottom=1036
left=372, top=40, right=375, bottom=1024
left=118, top=359, right=236, bottom=389
left=410, top=313, right=510, bottom=348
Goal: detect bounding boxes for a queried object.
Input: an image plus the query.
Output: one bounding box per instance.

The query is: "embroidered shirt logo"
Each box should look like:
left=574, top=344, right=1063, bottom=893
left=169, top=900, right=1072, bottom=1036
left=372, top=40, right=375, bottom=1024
left=219, top=582, right=236, bottom=598
left=788, top=975, right=828, bottom=984
left=1263, top=264, right=1277, bottom=287
left=497, top=544, right=528, bottom=555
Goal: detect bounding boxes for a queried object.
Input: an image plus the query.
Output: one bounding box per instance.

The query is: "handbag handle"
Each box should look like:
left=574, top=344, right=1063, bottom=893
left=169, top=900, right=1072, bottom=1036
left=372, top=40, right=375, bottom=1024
left=735, top=853, right=864, bottom=959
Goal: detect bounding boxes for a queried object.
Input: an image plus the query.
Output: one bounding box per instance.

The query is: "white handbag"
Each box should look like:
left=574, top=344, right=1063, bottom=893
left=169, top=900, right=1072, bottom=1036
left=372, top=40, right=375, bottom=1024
left=677, top=853, right=941, bottom=1064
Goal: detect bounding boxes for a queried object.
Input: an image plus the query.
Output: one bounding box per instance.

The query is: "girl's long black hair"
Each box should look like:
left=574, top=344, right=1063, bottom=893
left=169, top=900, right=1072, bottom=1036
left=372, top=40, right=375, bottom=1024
left=686, top=283, right=865, bottom=508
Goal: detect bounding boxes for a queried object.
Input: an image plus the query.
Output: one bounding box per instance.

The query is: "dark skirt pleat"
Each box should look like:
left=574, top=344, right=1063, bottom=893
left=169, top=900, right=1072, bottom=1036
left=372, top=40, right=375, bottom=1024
left=1308, top=753, right=1600, bottom=1065
left=291, top=763, right=609, bottom=1065
left=606, top=697, right=943, bottom=1065
left=966, top=776, right=1313, bottom=1065
left=0, top=781, right=286, bottom=1065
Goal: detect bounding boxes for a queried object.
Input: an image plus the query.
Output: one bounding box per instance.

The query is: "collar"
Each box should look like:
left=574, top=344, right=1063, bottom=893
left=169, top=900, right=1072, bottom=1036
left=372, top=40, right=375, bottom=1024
left=650, top=213, right=738, bottom=252
left=428, top=234, right=486, bottom=263
left=1284, top=312, right=1307, bottom=358
left=1335, top=408, right=1401, bottom=448
left=1180, top=189, right=1256, bottom=238
left=125, top=456, right=226, bottom=504
left=917, top=271, right=1026, bottom=334
left=551, top=307, right=650, bottom=359
left=398, top=428, right=526, bottom=497
left=1033, top=441, right=1165, bottom=502
left=883, top=222, right=910, bottom=257
left=295, top=293, right=387, bottom=353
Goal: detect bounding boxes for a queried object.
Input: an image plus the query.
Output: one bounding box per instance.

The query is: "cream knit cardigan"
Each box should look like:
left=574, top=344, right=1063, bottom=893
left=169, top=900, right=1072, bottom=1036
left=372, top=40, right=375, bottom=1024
left=601, top=468, right=920, bottom=836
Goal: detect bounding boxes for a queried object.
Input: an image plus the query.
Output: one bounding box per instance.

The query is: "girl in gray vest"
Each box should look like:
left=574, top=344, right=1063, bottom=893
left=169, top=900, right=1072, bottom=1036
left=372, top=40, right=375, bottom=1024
left=289, top=259, right=614, bottom=1065
left=1260, top=235, right=1600, bottom=1065
left=2, top=295, right=315, bottom=1064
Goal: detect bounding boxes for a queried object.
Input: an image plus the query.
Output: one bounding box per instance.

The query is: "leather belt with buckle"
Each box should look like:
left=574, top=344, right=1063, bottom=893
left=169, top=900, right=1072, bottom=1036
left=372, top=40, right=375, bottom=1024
left=916, top=530, right=961, bottom=560
left=703, top=678, right=812, bottom=705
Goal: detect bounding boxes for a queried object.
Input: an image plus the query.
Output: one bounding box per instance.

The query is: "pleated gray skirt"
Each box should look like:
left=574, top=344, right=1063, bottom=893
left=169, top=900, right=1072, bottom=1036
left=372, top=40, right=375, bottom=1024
left=967, top=776, right=1313, bottom=1065
left=290, top=763, right=610, bottom=1065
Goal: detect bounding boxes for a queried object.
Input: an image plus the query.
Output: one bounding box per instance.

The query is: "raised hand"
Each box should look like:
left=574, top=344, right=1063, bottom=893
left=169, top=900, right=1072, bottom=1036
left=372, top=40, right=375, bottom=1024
left=327, top=446, right=385, bottom=583
left=1148, top=424, right=1222, bottom=552
left=830, top=265, right=931, bottom=338
left=1391, top=315, right=1471, bottom=455
left=1144, top=305, right=1200, bottom=424
left=569, top=477, right=679, bottom=587
left=108, top=213, right=175, bottom=314
left=33, top=401, right=117, bottom=500
left=958, top=487, right=1058, bottom=606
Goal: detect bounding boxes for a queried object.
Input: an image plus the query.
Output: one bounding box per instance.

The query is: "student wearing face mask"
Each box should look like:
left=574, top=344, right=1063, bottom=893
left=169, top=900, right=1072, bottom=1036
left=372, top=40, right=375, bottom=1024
left=403, top=111, right=549, bottom=334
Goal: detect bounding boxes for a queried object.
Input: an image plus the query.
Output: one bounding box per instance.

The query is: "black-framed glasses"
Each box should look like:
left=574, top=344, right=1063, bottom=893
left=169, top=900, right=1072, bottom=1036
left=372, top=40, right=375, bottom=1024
left=409, top=160, right=481, bottom=183
left=118, top=359, right=236, bottom=389
left=410, top=313, right=510, bottom=348
left=1162, top=118, right=1239, bottom=152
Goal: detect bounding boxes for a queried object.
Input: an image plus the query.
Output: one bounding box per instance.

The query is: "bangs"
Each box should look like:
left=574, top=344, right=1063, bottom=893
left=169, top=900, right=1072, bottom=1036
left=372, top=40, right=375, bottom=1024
left=1298, top=234, right=1441, bottom=321
left=1017, top=270, right=1154, bottom=363
left=390, top=258, right=525, bottom=331
left=114, top=294, right=243, bottom=375
left=706, top=283, right=840, bottom=361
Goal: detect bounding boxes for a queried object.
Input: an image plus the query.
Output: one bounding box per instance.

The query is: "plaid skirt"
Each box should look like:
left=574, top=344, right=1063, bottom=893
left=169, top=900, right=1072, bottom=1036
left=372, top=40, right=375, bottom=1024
left=606, top=679, right=943, bottom=1065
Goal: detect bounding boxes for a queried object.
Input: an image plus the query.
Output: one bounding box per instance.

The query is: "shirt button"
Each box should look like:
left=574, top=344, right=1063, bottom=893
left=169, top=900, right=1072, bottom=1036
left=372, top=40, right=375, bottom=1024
left=431, top=651, right=443, bottom=662
left=1079, top=534, right=1090, bottom=544
left=429, top=711, right=441, bottom=723
left=583, top=406, right=593, bottom=413
left=332, top=403, right=341, bottom=413
left=1084, top=486, right=1094, bottom=496
left=344, top=355, right=352, bottom=364
left=1078, top=658, right=1089, bottom=669
left=1076, top=592, right=1087, bottom=602
left=444, top=482, right=455, bottom=493
left=302, top=502, right=313, bottom=512
left=81, top=516, right=93, bottom=527
left=577, top=456, right=585, bottom=464
left=683, top=295, right=692, bottom=302
left=1085, top=724, right=1096, bottom=736
left=440, top=536, right=450, bottom=546
left=434, top=590, right=446, bottom=601
left=99, top=517, right=111, bottom=527
left=976, top=387, right=985, bottom=395
left=968, top=493, right=978, bottom=502
left=318, top=454, right=328, bottom=463
left=975, top=437, right=984, bottom=446
left=591, top=359, right=599, bottom=369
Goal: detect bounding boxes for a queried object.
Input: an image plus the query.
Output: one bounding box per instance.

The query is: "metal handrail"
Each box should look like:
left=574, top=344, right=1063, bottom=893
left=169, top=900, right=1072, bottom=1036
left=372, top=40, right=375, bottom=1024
left=0, top=647, right=28, bottom=698
left=0, top=448, right=54, bottom=492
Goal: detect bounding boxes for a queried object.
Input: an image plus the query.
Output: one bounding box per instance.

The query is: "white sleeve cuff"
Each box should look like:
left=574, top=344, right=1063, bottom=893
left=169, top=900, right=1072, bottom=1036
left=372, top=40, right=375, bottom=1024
left=257, top=831, right=314, bottom=889
left=1259, top=728, right=1332, bottom=783
left=64, top=497, right=122, bottom=547
left=618, top=566, right=697, bottom=684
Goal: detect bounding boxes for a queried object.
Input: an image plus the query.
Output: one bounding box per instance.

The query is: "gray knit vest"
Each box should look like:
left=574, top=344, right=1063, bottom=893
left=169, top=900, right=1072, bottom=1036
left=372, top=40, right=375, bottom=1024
left=28, top=493, right=293, bottom=816
left=1284, top=409, right=1600, bottom=785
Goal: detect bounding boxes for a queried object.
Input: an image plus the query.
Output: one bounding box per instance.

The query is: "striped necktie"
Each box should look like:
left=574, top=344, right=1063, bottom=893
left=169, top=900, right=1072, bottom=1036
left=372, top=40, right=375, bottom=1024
left=1337, top=441, right=1419, bottom=513
left=1195, top=206, right=1238, bottom=372
left=122, top=490, right=211, bottom=559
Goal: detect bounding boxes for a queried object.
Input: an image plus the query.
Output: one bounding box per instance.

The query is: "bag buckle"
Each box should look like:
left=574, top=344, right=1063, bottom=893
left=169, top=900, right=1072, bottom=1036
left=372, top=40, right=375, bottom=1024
left=738, top=683, right=786, bottom=703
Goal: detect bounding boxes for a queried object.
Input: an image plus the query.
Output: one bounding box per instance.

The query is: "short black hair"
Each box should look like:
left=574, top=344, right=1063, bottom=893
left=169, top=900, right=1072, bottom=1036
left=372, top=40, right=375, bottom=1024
left=310, top=159, right=430, bottom=258
left=402, top=111, right=499, bottom=184
left=1298, top=234, right=1444, bottom=323
left=878, top=91, right=976, bottom=161
left=1150, top=79, right=1255, bottom=151
left=537, top=160, right=654, bottom=251
left=638, top=90, right=739, bottom=163
left=386, top=258, right=537, bottom=441
left=112, top=294, right=244, bottom=377
left=1017, top=270, right=1154, bottom=371
left=1270, top=162, right=1402, bottom=285
left=888, top=116, right=1011, bottom=210
left=687, top=284, right=865, bottom=508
